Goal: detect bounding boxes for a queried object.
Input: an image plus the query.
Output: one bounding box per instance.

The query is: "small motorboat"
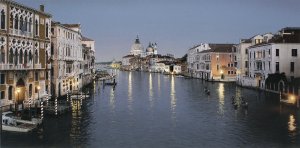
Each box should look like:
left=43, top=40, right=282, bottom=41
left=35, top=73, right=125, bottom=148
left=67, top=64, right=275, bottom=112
left=204, top=87, right=210, bottom=95
left=105, top=82, right=117, bottom=85
left=105, top=79, right=117, bottom=86
left=241, top=101, right=248, bottom=109
left=2, top=111, right=37, bottom=133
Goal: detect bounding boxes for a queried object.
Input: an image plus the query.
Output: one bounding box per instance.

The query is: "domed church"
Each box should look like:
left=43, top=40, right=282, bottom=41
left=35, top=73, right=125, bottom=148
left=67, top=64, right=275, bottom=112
left=130, top=35, right=144, bottom=56
left=146, top=42, right=158, bottom=56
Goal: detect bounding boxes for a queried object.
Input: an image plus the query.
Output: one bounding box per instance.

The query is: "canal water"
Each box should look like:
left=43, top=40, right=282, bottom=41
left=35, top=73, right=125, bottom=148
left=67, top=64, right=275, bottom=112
left=1, top=71, right=300, bottom=147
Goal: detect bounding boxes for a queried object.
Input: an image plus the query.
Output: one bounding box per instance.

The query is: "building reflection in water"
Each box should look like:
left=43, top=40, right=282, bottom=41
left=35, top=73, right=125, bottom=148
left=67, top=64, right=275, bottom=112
left=157, top=74, right=161, bottom=96
left=93, top=80, right=96, bottom=94
left=110, top=86, right=116, bottom=113
left=288, top=114, right=297, bottom=132
left=170, top=75, right=176, bottom=125
left=288, top=114, right=297, bottom=141
left=149, top=73, right=154, bottom=108
left=218, top=83, right=225, bottom=115
left=128, top=72, right=133, bottom=113
left=70, top=99, right=82, bottom=144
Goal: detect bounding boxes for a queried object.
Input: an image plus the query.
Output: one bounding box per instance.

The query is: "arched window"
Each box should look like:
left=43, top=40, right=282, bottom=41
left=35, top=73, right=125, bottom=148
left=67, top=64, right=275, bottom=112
left=19, top=49, right=23, bottom=64
left=8, top=86, right=13, bottom=100
left=1, top=10, right=5, bottom=29
left=14, top=14, right=18, bottom=30
left=9, top=48, right=13, bottom=63
left=14, top=49, right=18, bottom=65
left=28, top=18, right=32, bottom=32
left=46, top=23, right=49, bottom=38
left=29, top=50, right=32, bottom=62
left=29, top=84, right=32, bottom=97
left=20, top=16, right=23, bottom=31
left=24, top=50, right=27, bottom=65
left=35, top=19, right=38, bottom=36
left=34, top=49, right=38, bottom=64
left=0, top=46, right=4, bottom=63
left=24, top=17, right=27, bottom=32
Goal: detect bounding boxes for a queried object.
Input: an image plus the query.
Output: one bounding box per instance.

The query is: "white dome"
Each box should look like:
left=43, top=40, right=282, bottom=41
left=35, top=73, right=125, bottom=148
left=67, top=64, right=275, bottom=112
left=146, top=47, right=154, bottom=52
left=130, top=36, right=144, bottom=56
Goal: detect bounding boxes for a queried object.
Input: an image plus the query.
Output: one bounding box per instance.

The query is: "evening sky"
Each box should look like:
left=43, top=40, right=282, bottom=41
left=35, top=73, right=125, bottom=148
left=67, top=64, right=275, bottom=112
left=16, top=0, right=300, bottom=62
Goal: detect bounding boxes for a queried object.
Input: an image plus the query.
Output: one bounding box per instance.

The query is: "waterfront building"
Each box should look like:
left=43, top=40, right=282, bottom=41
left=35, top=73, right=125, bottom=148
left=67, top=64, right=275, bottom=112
left=82, top=36, right=95, bottom=86
left=236, top=34, right=273, bottom=85
left=0, top=1, right=51, bottom=109
left=51, top=22, right=83, bottom=97
left=150, top=60, right=181, bottom=74
left=187, top=43, right=210, bottom=77
left=187, top=43, right=236, bottom=81
left=244, top=27, right=300, bottom=91
left=201, top=44, right=236, bottom=81
left=149, top=54, right=175, bottom=72
left=121, top=54, right=134, bottom=71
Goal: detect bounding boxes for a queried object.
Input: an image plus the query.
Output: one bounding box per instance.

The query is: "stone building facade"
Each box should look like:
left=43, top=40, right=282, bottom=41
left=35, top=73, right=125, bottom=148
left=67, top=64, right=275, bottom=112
left=0, top=1, right=51, bottom=109
left=51, top=22, right=83, bottom=97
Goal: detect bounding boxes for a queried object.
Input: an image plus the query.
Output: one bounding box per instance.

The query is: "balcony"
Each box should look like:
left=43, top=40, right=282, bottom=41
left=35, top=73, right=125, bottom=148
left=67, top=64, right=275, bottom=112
left=254, top=68, right=264, bottom=75
left=0, top=63, right=34, bottom=70
left=65, top=56, right=75, bottom=61
left=34, top=64, right=42, bottom=69
left=9, top=29, right=33, bottom=38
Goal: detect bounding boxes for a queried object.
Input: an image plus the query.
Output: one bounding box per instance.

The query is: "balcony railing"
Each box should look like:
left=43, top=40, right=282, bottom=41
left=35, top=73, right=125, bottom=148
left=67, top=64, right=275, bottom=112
left=9, top=29, right=33, bottom=38
left=34, top=64, right=42, bottom=69
left=0, top=63, right=35, bottom=70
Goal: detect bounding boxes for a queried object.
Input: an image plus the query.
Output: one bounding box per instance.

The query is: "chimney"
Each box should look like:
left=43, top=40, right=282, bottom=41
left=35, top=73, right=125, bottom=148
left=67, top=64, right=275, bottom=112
left=40, top=5, right=44, bottom=12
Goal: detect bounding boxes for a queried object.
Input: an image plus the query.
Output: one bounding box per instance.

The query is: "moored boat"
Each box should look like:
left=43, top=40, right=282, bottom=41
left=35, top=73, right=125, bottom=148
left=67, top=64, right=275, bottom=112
left=2, top=111, right=37, bottom=132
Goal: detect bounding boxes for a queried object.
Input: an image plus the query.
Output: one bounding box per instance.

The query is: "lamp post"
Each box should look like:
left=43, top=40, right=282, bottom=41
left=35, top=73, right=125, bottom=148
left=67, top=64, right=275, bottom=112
left=36, top=86, right=40, bottom=117
left=16, top=88, right=20, bottom=112
left=37, top=86, right=40, bottom=101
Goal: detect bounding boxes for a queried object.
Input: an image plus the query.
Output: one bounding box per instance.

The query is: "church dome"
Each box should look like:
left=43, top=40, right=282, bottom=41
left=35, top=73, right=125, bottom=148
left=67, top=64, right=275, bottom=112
left=146, top=46, right=154, bottom=52
left=130, top=35, right=144, bottom=56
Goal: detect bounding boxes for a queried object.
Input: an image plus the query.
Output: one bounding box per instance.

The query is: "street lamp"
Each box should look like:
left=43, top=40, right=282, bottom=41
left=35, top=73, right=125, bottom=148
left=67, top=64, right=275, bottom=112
left=37, top=86, right=40, bottom=101
left=36, top=86, right=40, bottom=117
left=16, top=88, right=20, bottom=112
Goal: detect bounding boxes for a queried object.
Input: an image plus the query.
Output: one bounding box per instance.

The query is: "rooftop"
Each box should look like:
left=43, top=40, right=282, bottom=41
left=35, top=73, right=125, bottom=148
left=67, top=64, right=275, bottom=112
left=199, top=44, right=234, bottom=53
left=3, top=0, right=52, bottom=17
left=82, top=36, right=94, bottom=41
left=62, top=24, right=81, bottom=28
left=123, top=54, right=135, bottom=58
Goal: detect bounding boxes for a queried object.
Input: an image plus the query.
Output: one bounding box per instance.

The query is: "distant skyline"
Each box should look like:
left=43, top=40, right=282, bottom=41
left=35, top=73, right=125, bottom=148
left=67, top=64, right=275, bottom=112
left=16, top=0, right=300, bottom=62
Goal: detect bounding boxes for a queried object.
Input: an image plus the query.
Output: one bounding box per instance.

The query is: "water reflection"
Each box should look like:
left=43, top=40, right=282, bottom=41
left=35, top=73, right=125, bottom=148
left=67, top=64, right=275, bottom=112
left=4, top=71, right=300, bottom=147
left=93, top=80, right=96, bottom=94
left=149, top=73, right=154, bottom=108
left=158, top=74, right=161, bottom=95
left=128, top=72, right=133, bottom=113
left=288, top=114, right=296, bottom=132
left=71, top=100, right=82, bottom=145
left=218, top=83, right=225, bottom=115
left=170, top=75, right=176, bottom=126
left=110, top=87, right=116, bottom=113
